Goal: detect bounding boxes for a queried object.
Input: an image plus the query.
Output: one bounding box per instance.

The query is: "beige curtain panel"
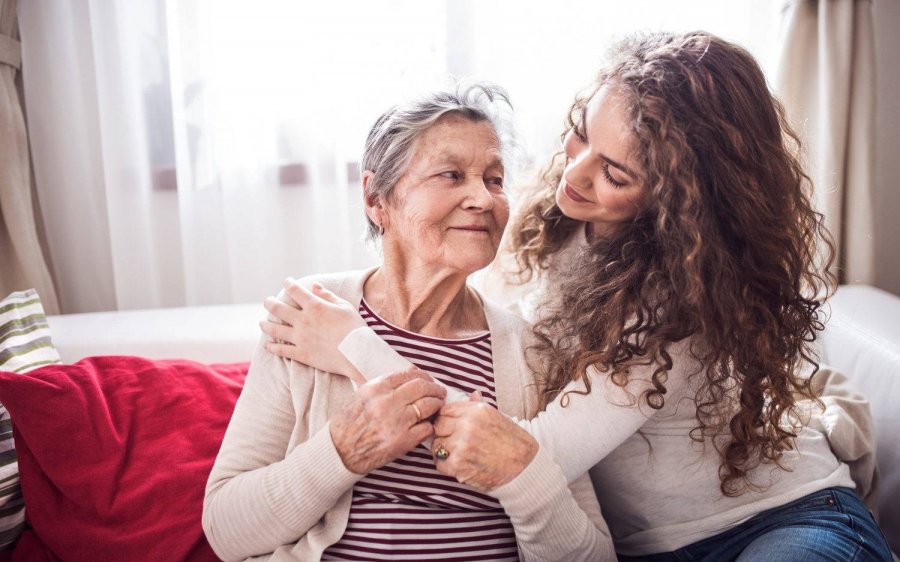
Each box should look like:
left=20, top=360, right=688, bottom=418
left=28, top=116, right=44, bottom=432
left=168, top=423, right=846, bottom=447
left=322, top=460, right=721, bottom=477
left=0, top=0, right=58, bottom=312
left=775, top=0, right=877, bottom=285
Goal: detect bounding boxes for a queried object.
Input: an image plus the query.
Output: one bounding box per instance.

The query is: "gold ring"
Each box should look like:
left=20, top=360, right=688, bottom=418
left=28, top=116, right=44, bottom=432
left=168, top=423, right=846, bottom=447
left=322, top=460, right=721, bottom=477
left=434, top=444, right=450, bottom=460
left=411, top=403, right=423, bottom=421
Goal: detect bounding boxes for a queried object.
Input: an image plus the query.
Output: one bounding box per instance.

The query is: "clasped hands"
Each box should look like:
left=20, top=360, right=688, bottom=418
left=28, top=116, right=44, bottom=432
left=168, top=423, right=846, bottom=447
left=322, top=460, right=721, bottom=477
left=260, top=279, right=538, bottom=492
left=329, top=368, right=538, bottom=493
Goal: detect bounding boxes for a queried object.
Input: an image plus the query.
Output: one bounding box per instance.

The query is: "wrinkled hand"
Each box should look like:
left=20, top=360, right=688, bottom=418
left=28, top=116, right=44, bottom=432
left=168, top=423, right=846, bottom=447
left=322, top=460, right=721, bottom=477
left=331, top=369, right=447, bottom=475
left=432, top=392, right=538, bottom=492
left=261, top=278, right=367, bottom=382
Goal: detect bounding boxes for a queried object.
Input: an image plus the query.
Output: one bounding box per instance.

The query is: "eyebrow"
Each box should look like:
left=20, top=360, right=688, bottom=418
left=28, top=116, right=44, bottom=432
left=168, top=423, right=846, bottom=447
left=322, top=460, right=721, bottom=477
left=579, top=108, right=636, bottom=179
left=601, top=155, right=635, bottom=178
left=432, top=150, right=504, bottom=172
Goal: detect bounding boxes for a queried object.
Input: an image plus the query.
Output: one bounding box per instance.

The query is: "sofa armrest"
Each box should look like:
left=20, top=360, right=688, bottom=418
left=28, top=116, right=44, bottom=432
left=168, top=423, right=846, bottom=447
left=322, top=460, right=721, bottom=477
left=820, top=285, right=900, bottom=553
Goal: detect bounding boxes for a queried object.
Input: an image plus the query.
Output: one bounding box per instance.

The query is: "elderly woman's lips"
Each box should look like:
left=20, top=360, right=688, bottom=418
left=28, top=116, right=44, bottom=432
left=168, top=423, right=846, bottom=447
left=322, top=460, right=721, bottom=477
left=451, top=226, right=490, bottom=233
left=564, top=183, right=591, bottom=203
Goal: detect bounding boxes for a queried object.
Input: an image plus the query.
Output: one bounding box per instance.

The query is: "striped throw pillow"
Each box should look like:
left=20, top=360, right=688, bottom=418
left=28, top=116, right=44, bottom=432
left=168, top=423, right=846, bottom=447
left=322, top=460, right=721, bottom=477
left=0, top=289, right=61, bottom=549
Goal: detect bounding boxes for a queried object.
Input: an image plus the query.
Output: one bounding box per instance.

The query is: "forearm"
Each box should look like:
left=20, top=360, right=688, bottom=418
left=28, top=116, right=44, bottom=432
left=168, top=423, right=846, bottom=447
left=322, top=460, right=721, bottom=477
left=511, top=367, right=649, bottom=481
left=806, top=365, right=878, bottom=508
left=491, top=446, right=616, bottom=562
left=340, top=327, right=660, bottom=481
left=204, top=424, right=360, bottom=561
left=340, top=327, right=467, bottom=403
left=202, top=343, right=362, bottom=561
left=339, top=327, right=414, bottom=380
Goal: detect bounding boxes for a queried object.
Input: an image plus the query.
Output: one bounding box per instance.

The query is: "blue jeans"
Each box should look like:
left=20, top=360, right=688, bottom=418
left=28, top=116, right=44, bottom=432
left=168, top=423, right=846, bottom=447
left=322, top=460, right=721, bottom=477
left=619, top=487, right=892, bottom=561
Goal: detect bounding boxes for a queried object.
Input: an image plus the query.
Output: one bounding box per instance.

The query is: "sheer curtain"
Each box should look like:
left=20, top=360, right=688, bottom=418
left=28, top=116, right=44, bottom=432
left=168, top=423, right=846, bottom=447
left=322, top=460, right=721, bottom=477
left=21, top=0, right=449, bottom=312
left=19, top=0, right=779, bottom=313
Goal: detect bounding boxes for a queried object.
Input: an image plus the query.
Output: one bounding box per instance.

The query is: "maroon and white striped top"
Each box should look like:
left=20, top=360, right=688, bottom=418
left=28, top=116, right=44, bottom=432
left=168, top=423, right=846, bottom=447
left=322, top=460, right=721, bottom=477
left=321, top=299, right=519, bottom=561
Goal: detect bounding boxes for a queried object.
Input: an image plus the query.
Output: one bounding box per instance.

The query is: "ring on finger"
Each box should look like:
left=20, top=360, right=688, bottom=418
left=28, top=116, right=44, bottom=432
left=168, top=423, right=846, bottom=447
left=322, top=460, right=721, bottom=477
left=411, top=403, right=423, bottom=421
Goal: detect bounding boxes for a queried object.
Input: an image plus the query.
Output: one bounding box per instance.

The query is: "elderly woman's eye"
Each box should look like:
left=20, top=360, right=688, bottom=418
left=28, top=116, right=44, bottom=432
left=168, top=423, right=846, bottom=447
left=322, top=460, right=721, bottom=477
left=487, top=176, right=504, bottom=188
left=439, top=171, right=461, bottom=180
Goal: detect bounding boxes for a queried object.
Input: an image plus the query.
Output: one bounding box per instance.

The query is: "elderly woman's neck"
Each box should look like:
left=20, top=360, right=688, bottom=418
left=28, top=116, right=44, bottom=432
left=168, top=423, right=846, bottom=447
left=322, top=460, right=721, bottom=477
left=363, top=265, right=487, bottom=339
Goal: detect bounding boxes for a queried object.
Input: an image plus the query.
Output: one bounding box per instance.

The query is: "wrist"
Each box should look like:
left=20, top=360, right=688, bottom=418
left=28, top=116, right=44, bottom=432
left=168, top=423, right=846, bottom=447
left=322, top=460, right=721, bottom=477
left=338, top=327, right=414, bottom=381
left=328, top=418, right=365, bottom=475
left=490, top=444, right=554, bottom=501
left=341, top=359, right=367, bottom=385
left=498, top=439, right=538, bottom=488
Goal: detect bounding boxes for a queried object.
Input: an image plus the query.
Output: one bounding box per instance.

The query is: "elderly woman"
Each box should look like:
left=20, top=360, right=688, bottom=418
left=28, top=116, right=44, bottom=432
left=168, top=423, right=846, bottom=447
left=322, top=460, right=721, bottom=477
left=202, top=83, right=614, bottom=561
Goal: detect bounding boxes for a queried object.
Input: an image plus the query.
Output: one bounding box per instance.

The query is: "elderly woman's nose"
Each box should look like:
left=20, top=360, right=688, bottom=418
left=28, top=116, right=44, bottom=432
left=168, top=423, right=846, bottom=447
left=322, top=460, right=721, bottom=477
left=461, top=177, right=495, bottom=210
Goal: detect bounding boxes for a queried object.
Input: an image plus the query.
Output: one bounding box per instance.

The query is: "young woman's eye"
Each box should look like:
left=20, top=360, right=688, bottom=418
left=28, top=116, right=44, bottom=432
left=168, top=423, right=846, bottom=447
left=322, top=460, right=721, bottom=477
left=602, top=164, right=626, bottom=188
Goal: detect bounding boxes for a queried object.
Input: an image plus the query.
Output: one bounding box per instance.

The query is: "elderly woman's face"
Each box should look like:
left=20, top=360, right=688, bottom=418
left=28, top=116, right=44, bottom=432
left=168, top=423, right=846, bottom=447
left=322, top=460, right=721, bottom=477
left=382, top=116, right=509, bottom=273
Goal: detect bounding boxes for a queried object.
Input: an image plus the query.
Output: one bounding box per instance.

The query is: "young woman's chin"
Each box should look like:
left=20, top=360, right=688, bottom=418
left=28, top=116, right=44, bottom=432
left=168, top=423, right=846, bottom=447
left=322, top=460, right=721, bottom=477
left=555, top=189, right=591, bottom=223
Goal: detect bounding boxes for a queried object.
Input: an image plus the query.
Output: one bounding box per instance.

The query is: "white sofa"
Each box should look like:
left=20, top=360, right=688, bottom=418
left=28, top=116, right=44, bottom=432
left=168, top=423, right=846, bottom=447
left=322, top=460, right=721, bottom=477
left=46, top=303, right=262, bottom=365
left=46, top=285, right=900, bottom=554
left=819, top=285, right=900, bottom=555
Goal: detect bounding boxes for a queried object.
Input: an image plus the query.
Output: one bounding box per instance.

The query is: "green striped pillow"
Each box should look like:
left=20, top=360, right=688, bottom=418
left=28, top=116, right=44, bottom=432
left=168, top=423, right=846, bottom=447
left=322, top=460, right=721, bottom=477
left=0, top=289, right=62, bottom=549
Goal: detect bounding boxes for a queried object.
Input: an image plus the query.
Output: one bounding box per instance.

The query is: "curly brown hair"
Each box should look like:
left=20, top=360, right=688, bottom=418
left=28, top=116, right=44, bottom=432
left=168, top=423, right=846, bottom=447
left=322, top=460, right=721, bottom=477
left=508, top=31, right=836, bottom=496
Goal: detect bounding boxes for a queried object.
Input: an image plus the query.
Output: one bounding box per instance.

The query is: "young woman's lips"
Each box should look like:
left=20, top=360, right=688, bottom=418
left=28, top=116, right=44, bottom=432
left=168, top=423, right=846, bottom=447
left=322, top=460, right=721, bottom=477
left=564, top=183, right=591, bottom=203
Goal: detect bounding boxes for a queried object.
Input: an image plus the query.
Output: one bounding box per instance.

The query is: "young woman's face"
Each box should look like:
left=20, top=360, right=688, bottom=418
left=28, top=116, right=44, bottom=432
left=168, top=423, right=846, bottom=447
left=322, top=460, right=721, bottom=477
left=556, top=85, right=646, bottom=236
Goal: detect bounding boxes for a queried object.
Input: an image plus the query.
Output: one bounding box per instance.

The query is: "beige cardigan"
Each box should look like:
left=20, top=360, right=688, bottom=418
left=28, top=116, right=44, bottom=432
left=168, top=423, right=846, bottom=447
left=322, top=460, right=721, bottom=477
left=202, top=268, right=615, bottom=561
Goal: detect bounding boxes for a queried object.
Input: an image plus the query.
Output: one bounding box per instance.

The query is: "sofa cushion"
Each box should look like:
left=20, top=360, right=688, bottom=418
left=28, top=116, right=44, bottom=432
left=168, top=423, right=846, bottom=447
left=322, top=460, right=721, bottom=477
left=0, top=290, right=62, bottom=550
left=0, top=357, right=248, bottom=561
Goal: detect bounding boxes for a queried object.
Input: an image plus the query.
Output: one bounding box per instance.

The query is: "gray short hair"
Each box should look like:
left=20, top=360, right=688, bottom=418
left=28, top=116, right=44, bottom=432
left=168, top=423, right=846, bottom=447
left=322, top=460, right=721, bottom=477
left=361, top=82, right=516, bottom=240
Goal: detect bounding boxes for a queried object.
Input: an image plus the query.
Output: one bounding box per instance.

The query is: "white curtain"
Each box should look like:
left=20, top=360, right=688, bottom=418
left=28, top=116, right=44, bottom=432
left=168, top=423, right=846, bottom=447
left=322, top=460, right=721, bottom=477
left=0, top=0, right=59, bottom=312
left=20, top=0, right=452, bottom=312
left=19, top=0, right=780, bottom=313
left=774, top=0, right=876, bottom=285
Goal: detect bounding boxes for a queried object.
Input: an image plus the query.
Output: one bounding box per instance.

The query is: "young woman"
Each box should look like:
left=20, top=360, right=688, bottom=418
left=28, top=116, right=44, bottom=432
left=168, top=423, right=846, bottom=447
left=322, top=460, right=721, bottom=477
left=262, top=32, right=891, bottom=560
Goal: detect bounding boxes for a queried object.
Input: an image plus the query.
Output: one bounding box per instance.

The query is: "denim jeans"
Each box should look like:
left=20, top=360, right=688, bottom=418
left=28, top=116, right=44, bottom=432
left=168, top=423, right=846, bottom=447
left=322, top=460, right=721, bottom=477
left=619, top=487, right=892, bottom=562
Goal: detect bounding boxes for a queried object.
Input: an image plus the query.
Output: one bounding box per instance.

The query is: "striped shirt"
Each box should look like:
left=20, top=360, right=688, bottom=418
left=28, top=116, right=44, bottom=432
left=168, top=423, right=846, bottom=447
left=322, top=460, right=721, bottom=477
left=322, top=299, right=519, bottom=561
